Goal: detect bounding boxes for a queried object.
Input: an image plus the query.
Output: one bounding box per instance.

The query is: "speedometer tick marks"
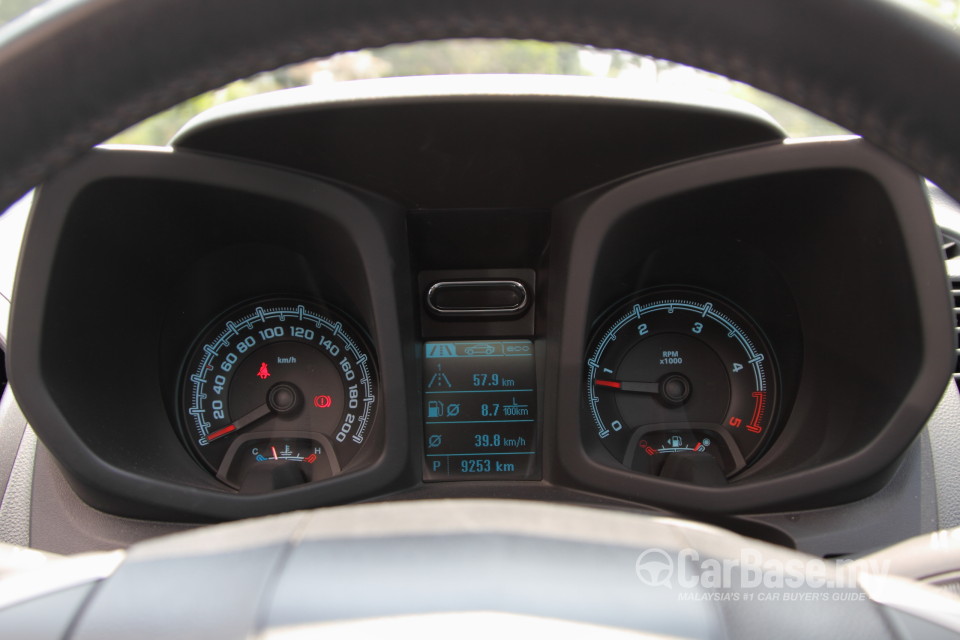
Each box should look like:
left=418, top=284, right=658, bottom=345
left=182, top=300, right=379, bottom=489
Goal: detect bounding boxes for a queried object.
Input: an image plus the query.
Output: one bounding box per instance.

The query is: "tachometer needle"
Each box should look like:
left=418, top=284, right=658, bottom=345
left=206, top=402, right=273, bottom=443
left=595, top=379, right=661, bottom=394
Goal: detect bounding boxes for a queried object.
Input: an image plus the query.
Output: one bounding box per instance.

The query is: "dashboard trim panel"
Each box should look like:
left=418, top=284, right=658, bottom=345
left=551, top=137, right=954, bottom=513
left=8, top=148, right=415, bottom=521
left=4, top=101, right=953, bottom=522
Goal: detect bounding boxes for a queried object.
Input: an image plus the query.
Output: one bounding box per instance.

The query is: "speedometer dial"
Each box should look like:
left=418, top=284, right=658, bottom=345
left=584, top=290, right=778, bottom=482
left=181, top=300, right=377, bottom=492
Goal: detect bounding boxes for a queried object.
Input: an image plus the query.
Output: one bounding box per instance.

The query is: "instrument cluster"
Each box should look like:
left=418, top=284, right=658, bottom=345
left=7, top=83, right=952, bottom=522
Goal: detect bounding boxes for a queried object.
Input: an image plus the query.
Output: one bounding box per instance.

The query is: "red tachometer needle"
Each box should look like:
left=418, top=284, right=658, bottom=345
left=595, top=379, right=661, bottom=394
left=595, top=379, right=622, bottom=389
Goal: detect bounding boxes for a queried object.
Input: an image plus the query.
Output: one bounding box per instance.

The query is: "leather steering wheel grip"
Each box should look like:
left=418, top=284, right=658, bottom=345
left=0, top=0, right=960, bottom=214
left=0, top=500, right=916, bottom=639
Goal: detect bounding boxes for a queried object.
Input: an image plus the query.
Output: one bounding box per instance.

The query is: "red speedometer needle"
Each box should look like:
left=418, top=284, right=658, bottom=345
left=595, top=379, right=660, bottom=394
left=206, top=402, right=273, bottom=443
left=205, top=424, right=236, bottom=442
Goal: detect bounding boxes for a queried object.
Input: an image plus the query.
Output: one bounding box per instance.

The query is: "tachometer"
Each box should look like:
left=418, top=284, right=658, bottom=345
left=584, top=290, right=778, bottom=483
left=181, top=300, right=377, bottom=492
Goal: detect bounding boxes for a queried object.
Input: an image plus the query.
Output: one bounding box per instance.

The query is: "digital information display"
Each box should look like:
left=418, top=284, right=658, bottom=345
left=423, top=340, right=538, bottom=481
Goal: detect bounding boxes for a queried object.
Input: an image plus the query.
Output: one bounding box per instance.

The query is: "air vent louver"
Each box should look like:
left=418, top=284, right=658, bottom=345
left=952, top=276, right=960, bottom=384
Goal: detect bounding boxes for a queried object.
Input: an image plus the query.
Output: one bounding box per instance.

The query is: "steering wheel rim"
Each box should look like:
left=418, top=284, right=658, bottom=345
left=0, top=0, right=959, bottom=213
left=0, top=498, right=937, bottom=638
left=3, top=1, right=960, bottom=637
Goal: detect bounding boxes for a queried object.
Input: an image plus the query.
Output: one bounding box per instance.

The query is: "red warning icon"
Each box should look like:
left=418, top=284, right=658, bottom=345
left=257, top=362, right=271, bottom=380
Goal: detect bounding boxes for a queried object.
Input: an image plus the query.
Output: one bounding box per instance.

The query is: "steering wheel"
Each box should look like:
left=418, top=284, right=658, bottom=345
left=3, top=0, right=960, bottom=212
left=3, top=0, right=960, bottom=637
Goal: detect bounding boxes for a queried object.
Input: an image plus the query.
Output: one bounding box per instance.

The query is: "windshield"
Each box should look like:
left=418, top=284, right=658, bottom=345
left=112, top=40, right=851, bottom=145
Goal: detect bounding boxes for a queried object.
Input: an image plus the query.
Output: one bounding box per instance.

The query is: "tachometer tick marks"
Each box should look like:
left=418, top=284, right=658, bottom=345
left=584, top=291, right=778, bottom=478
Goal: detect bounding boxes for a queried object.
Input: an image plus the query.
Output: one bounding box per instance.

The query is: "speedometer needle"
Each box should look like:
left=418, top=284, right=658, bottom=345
left=595, top=379, right=660, bottom=394
left=205, top=402, right=273, bottom=443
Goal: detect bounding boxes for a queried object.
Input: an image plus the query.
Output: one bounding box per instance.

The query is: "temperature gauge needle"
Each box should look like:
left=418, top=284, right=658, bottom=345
left=205, top=402, right=273, bottom=443
left=595, top=379, right=660, bottom=394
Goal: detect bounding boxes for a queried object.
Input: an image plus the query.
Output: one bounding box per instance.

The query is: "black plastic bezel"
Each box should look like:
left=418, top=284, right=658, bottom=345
left=548, top=139, right=955, bottom=514
left=8, top=148, right=413, bottom=521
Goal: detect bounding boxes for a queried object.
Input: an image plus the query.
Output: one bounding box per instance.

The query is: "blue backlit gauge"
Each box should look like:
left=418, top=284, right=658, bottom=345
left=214, top=434, right=341, bottom=491
left=180, top=300, right=378, bottom=491
left=584, top=291, right=779, bottom=480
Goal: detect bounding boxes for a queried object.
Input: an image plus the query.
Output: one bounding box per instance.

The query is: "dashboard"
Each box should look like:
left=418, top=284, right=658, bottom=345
left=2, top=76, right=955, bottom=553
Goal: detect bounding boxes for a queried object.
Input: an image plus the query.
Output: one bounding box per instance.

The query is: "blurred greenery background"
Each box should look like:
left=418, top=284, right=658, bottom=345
left=2, top=0, right=958, bottom=144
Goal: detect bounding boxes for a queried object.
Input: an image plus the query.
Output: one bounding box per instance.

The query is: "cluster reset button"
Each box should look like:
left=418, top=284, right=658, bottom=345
left=426, top=280, right=528, bottom=316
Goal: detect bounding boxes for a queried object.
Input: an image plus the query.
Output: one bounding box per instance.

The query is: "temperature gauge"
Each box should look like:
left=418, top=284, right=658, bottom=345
left=215, top=434, right=339, bottom=492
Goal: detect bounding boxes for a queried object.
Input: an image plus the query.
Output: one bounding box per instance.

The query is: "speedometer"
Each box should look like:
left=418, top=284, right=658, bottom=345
left=584, top=290, right=779, bottom=484
left=180, top=300, right=378, bottom=492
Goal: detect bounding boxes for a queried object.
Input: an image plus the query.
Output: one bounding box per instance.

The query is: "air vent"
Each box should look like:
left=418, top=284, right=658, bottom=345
left=944, top=230, right=960, bottom=260
left=952, top=276, right=960, bottom=384
left=927, top=573, right=960, bottom=599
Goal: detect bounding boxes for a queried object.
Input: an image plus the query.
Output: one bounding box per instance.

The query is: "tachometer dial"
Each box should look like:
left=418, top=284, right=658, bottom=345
left=584, top=291, right=778, bottom=481
left=181, top=300, right=377, bottom=491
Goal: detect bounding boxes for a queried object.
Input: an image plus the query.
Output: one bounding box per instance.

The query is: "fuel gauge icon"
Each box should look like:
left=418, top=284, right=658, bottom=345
left=427, top=400, right=444, bottom=418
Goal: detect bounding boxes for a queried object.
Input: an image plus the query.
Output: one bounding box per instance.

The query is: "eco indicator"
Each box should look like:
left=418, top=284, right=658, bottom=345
left=423, top=340, right=538, bottom=480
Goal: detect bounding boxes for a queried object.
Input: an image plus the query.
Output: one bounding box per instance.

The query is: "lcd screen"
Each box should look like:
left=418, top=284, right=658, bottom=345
left=423, top=340, right=538, bottom=480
